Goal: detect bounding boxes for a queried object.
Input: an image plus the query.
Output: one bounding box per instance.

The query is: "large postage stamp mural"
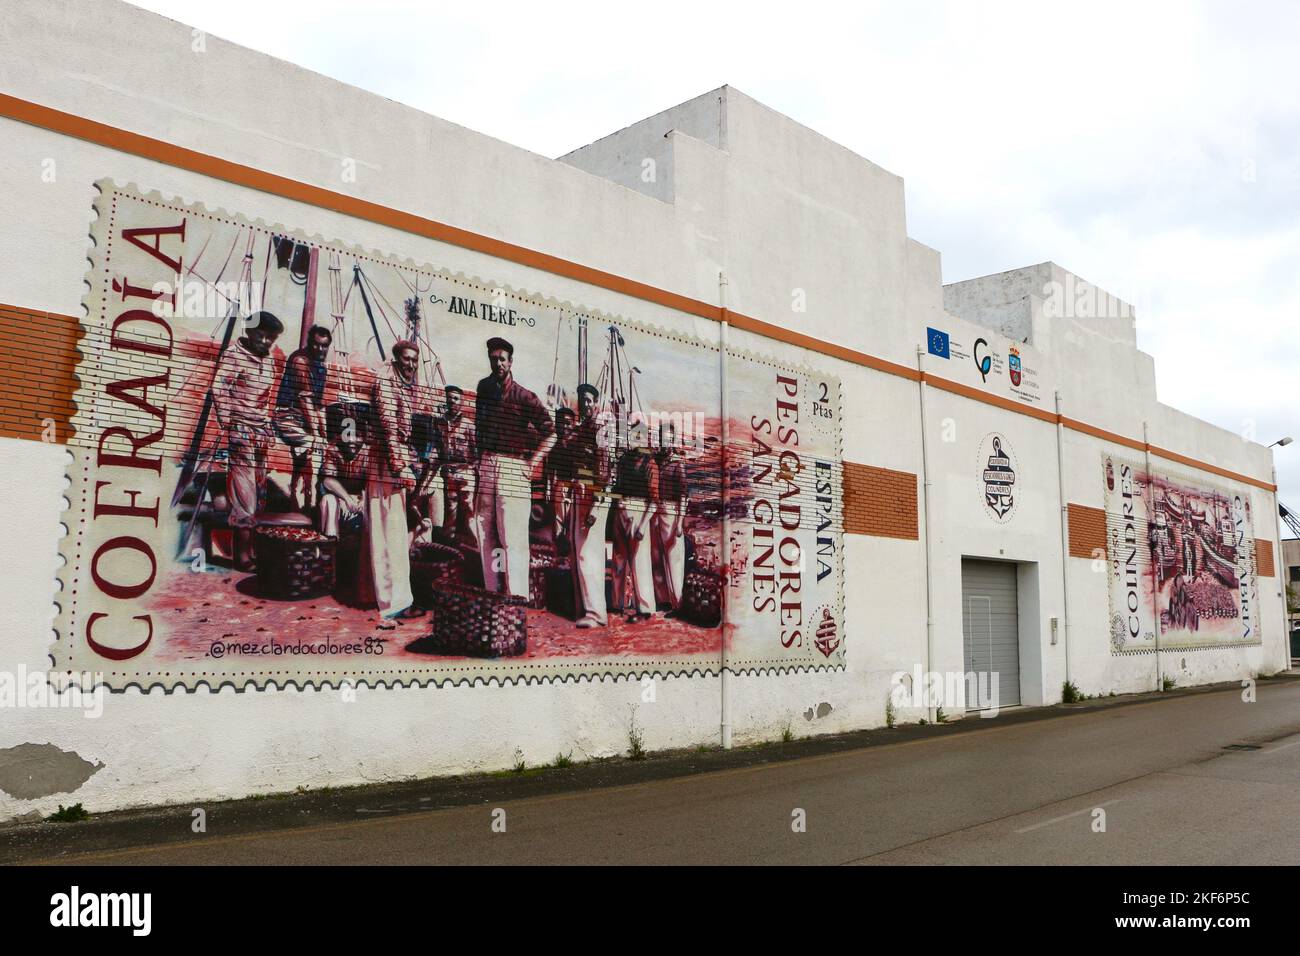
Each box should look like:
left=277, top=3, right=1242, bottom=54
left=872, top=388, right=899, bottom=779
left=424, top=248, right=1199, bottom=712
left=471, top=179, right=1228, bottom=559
left=1102, top=454, right=1260, bottom=653
left=57, top=182, right=844, bottom=688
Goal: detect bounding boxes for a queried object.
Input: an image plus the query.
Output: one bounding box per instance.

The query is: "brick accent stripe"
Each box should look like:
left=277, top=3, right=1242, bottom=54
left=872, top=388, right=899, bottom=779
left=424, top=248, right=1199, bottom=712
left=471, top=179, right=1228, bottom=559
left=1067, top=503, right=1108, bottom=559
left=1256, top=538, right=1275, bottom=578
left=842, top=461, right=918, bottom=540
left=0, top=304, right=80, bottom=444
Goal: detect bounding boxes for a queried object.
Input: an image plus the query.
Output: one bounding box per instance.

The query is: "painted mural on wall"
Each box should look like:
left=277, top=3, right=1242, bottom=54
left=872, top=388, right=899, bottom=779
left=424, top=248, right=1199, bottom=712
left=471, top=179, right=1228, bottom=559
left=56, top=181, right=844, bottom=688
left=1102, top=454, right=1260, bottom=653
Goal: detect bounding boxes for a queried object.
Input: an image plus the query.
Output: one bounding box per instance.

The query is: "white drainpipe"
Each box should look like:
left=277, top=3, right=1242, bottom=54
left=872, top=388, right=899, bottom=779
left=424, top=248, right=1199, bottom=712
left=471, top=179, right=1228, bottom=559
left=1055, top=391, right=1072, bottom=689
left=1273, top=464, right=1289, bottom=671
left=1144, top=422, right=1162, bottom=691
left=719, top=271, right=733, bottom=749
left=916, top=347, right=936, bottom=722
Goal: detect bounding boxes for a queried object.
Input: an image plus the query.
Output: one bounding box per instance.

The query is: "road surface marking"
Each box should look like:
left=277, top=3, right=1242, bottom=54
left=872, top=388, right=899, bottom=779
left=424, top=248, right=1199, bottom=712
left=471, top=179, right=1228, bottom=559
left=1014, top=799, right=1123, bottom=834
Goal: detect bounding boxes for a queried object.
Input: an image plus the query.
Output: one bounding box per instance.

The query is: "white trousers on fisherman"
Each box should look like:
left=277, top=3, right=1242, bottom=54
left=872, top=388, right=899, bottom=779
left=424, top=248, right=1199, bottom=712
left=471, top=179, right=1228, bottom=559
left=651, top=507, right=685, bottom=608
left=365, top=476, right=412, bottom=617
left=614, top=498, right=654, bottom=615
left=570, top=490, right=609, bottom=624
left=227, top=428, right=268, bottom=529
left=425, top=476, right=443, bottom=530
left=474, top=452, right=531, bottom=599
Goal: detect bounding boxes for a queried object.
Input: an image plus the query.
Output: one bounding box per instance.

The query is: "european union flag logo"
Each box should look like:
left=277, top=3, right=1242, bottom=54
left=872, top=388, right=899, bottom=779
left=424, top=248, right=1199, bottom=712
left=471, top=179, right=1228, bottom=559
left=927, top=327, right=950, bottom=359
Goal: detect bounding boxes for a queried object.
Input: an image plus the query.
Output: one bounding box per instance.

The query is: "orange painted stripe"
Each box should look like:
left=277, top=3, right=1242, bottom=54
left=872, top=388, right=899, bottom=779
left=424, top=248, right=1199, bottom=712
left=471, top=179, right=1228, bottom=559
left=1148, top=444, right=1272, bottom=492
left=923, top=373, right=1059, bottom=424
left=726, top=311, right=921, bottom=381
left=1059, top=415, right=1270, bottom=490
left=0, top=93, right=721, bottom=325
left=0, top=92, right=1277, bottom=494
left=1059, top=415, right=1147, bottom=452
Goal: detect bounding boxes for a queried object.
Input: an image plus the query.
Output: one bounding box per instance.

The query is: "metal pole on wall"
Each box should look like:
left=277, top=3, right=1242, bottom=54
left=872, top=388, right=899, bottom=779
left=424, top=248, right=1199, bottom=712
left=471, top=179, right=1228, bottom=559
left=1274, top=465, right=1289, bottom=671
left=719, top=271, right=732, bottom=749
left=1144, top=421, right=1162, bottom=691
left=300, top=246, right=319, bottom=348
left=1055, top=391, right=1072, bottom=689
left=916, top=347, right=936, bottom=722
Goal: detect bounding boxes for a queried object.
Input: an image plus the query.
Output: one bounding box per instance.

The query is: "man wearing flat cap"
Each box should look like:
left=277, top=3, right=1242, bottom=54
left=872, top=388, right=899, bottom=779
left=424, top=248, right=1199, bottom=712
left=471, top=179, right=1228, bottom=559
left=611, top=418, right=658, bottom=623
left=473, top=336, right=556, bottom=598
left=212, top=310, right=284, bottom=571
left=651, top=417, right=688, bottom=613
left=366, top=338, right=428, bottom=618
left=568, top=383, right=613, bottom=628
left=544, top=405, right=579, bottom=547
left=433, top=384, right=476, bottom=543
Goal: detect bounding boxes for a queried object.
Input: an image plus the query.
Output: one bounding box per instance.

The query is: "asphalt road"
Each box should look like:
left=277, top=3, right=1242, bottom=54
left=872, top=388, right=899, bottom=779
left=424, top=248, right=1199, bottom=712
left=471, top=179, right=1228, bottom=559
left=22, top=680, right=1300, bottom=865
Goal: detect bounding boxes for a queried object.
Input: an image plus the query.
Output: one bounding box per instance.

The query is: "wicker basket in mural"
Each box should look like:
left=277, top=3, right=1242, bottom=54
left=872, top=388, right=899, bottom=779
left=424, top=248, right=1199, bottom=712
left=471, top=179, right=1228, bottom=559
left=679, top=569, right=723, bottom=626
left=254, top=527, right=336, bottom=600
left=410, top=541, right=463, bottom=608
left=422, top=584, right=528, bottom=658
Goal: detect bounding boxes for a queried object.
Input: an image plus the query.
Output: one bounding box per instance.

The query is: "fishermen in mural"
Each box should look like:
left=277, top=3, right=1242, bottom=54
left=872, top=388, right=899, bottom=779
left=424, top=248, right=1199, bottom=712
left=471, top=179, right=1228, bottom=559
left=273, top=324, right=332, bottom=511
left=545, top=405, right=579, bottom=546
left=652, top=418, right=688, bottom=613
left=408, top=402, right=440, bottom=546
left=569, top=383, right=612, bottom=628
left=473, top=336, right=557, bottom=598
left=612, top=422, right=659, bottom=623
left=318, top=424, right=371, bottom=538
left=432, top=384, right=476, bottom=544
left=367, top=339, right=428, bottom=619
left=211, top=310, right=285, bottom=571
left=67, top=185, right=846, bottom=688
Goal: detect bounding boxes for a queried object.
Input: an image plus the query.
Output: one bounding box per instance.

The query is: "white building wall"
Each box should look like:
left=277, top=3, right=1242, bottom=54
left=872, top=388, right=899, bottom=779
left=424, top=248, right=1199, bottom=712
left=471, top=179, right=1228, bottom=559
left=558, top=89, right=726, bottom=203
left=0, top=0, right=1284, bottom=821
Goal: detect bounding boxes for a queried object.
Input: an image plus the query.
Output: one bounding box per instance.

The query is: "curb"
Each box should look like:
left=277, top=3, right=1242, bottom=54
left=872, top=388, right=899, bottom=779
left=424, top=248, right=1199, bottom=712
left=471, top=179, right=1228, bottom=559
left=3, top=673, right=1295, bottom=863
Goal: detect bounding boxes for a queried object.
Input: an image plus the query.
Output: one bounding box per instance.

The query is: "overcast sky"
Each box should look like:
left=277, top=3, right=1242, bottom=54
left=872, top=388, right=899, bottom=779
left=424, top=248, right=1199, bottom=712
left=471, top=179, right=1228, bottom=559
left=129, top=0, right=1300, bottom=525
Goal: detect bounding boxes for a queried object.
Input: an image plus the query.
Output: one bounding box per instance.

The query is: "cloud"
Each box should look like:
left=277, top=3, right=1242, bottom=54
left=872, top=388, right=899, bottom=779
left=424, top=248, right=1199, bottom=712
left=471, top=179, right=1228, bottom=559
left=128, top=0, right=1300, bottom=515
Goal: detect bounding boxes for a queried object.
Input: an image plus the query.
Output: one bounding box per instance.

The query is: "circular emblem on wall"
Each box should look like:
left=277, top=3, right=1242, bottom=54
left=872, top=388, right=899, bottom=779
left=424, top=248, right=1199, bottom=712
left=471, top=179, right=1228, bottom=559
left=978, top=432, right=1018, bottom=522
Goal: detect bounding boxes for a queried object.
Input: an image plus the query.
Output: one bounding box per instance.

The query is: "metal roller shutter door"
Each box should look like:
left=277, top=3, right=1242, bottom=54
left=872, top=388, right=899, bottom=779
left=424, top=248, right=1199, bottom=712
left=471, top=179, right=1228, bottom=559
left=961, top=559, right=1021, bottom=709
